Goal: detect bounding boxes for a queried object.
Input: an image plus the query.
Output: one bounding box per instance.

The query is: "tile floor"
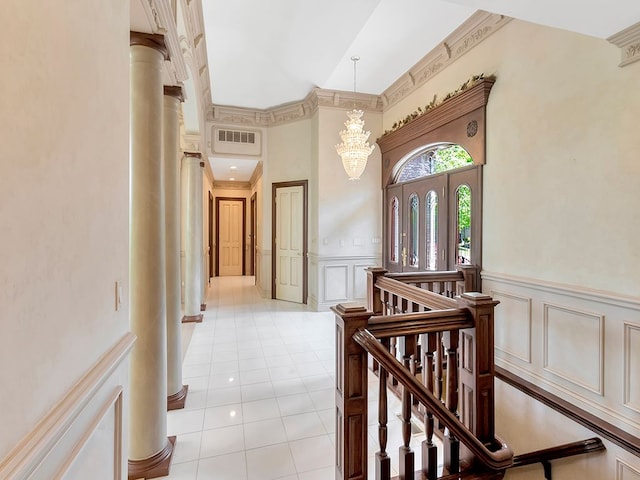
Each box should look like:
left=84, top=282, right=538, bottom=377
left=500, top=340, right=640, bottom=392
left=160, top=276, right=432, bottom=480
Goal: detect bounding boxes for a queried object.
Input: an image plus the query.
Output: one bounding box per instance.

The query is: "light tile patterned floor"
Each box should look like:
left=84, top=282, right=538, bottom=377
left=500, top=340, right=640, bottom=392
left=160, top=276, right=426, bottom=480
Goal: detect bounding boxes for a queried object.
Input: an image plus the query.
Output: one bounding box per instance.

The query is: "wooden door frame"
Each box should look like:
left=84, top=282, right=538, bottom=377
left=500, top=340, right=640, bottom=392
left=250, top=192, right=257, bottom=277
left=215, top=196, right=246, bottom=277
left=208, top=192, right=214, bottom=280
left=271, top=180, right=308, bottom=304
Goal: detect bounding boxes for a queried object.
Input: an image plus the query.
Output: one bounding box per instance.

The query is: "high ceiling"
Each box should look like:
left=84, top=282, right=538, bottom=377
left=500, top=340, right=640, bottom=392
left=202, top=0, right=640, bottom=110
left=199, top=0, right=639, bottom=182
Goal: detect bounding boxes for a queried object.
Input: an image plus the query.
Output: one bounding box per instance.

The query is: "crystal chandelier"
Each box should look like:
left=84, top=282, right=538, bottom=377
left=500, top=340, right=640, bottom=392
left=335, top=56, right=375, bottom=180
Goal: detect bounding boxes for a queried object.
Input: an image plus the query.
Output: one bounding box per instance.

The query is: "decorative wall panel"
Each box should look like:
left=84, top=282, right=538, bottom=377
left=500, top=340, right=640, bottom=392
left=324, top=265, right=348, bottom=302
left=492, top=290, right=532, bottom=363
left=624, top=322, right=640, bottom=413
left=483, top=271, right=640, bottom=438
left=0, top=334, right=134, bottom=480
left=308, top=255, right=381, bottom=311
left=617, top=458, right=640, bottom=480
left=543, top=303, right=604, bottom=395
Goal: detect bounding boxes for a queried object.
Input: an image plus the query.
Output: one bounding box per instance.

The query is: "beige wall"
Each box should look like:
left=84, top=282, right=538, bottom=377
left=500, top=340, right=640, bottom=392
left=383, top=19, right=640, bottom=297
left=315, top=106, right=383, bottom=258
left=0, top=0, right=130, bottom=467
left=381, top=18, right=640, bottom=477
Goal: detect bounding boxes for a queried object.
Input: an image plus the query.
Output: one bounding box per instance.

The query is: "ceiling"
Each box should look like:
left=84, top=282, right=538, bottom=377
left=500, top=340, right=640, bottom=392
left=201, top=0, right=640, bottom=181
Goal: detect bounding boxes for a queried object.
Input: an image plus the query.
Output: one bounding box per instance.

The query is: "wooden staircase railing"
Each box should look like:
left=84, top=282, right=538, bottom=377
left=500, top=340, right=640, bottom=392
left=334, top=267, right=605, bottom=480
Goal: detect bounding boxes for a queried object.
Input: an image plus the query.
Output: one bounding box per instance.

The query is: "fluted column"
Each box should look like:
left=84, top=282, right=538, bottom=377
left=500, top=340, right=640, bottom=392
left=182, top=152, right=204, bottom=323
left=164, top=86, right=188, bottom=410
left=128, top=32, right=174, bottom=479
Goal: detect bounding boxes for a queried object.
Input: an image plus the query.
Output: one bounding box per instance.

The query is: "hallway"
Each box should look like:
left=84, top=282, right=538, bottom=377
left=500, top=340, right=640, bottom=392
left=161, top=276, right=336, bottom=479
left=160, top=276, right=415, bottom=480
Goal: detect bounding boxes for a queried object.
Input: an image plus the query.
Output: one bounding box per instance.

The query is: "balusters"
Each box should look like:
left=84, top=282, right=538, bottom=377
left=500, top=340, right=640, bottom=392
left=434, top=332, right=443, bottom=403
left=442, top=330, right=460, bottom=474
left=421, top=333, right=438, bottom=480
left=376, top=337, right=392, bottom=480
left=399, top=335, right=416, bottom=480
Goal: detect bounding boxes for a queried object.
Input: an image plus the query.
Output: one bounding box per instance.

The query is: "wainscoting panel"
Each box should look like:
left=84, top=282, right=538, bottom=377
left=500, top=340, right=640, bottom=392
left=617, top=458, right=640, bottom=480
left=482, top=271, right=640, bottom=438
left=353, top=264, right=373, bottom=301
left=543, top=303, right=604, bottom=395
left=624, top=322, right=640, bottom=414
left=308, top=255, right=380, bottom=311
left=492, top=290, right=532, bottom=363
left=324, top=265, right=349, bottom=302
left=0, top=333, right=134, bottom=480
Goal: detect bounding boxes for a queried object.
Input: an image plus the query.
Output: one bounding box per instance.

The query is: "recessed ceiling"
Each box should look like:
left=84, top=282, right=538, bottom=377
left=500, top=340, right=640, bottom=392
left=209, top=157, right=259, bottom=184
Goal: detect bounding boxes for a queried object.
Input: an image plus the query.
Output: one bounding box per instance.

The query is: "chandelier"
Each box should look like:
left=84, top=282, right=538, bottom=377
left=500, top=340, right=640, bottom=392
left=335, top=56, right=375, bottom=181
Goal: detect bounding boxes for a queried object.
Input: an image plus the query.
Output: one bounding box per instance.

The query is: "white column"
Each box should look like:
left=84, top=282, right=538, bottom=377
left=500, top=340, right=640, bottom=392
left=164, top=86, right=188, bottom=410
left=182, top=152, right=204, bottom=323
left=128, top=32, right=174, bottom=477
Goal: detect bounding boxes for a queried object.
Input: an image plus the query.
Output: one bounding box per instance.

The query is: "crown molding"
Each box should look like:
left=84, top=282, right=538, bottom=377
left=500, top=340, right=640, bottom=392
left=207, top=88, right=382, bottom=128
left=607, top=21, right=640, bottom=67
left=381, top=11, right=511, bottom=109
left=140, top=0, right=188, bottom=84
left=204, top=11, right=509, bottom=128
left=249, top=161, right=263, bottom=186
left=180, top=0, right=213, bottom=107
left=213, top=180, right=252, bottom=190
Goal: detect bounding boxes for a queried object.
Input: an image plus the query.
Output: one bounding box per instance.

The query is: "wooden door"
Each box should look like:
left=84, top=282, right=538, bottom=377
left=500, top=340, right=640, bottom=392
left=250, top=193, right=256, bottom=277
left=274, top=185, right=304, bottom=303
left=385, top=168, right=481, bottom=272
left=217, top=198, right=245, bottom=276
left=447, top=166, right=482, bottom=269
left=385, top=183, right=403, bottom=273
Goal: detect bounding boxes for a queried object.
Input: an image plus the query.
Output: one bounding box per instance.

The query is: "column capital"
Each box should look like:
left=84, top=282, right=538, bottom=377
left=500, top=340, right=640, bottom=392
left=183, top=151, right=202, bottom=159
left=130, top=31, right=169, bottom=60
left=163, top=85, right=184, bottom=102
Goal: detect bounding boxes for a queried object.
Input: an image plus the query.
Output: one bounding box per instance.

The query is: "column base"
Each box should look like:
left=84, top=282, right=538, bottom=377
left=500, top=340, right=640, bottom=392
left=128, top=436, right=176, bottom=480
left=200, top=303, right=206, bottom=311
left=167, top=385, right=189, bottom=411
left=181, top=314, right=203, bottom=323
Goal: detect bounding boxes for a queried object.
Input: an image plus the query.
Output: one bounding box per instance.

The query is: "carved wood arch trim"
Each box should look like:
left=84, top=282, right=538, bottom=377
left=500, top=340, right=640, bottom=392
left=377, top=78, right=495, bottom=187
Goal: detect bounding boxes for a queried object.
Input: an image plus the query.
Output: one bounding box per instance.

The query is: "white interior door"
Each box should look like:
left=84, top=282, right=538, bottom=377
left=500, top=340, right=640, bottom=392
left=275, top=186, right=303, bottom=303
left=219, top=199, right=243, bottom=276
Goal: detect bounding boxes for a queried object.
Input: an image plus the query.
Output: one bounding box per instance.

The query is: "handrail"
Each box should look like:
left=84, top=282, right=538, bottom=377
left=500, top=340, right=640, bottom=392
left=496, top=366, right=639, bottom=457
left=510, top=437, right=605, bottom=468
left=367, top=309, right=473, bottom=337
left=376, top=276, right=458, bottom=310
left=354, top=328, right=514, bottom=471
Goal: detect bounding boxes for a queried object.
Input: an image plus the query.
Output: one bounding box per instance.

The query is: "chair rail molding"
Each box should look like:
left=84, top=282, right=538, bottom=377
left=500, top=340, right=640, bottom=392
left=482, top=270, right=640, bottom=439
left=0, top=332, right=136, bottom=480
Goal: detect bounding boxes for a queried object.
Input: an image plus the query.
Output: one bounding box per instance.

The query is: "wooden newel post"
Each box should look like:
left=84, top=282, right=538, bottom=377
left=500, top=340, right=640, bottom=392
left=332, top=303, right=371, bottom=480
left=366, top=267, right=388, bottom=315
left=455, top=265, right=478, bottom=294
left=456, top=292, right=499, bottom=445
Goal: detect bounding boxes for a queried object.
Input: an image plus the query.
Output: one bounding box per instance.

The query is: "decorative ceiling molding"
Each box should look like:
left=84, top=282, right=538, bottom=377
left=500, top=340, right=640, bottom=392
left=212, top=180, right=252, bottom=190
left=249, top=161, right=263, bottom=186
left=181, top=133, right=201, bottom=152
left=381, top=11, right=510, bottom=109
left=180, top=0, right=212, bottom=107
left=204, top=11, right=507, bottom=128
left=207, top=89, right=382, bottom=128
left=607, top=21, right=640, bottom=67
left=141, top=0, right=188, bottom=83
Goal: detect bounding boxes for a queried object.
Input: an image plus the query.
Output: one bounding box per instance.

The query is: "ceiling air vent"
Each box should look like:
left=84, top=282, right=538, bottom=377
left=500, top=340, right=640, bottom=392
left=218, top=129, right=256, bottom=144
